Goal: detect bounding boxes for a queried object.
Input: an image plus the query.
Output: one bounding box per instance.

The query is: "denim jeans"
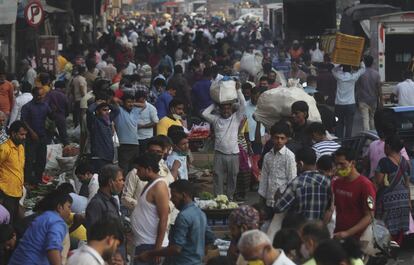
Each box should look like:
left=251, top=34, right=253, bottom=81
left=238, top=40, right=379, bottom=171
left=335, top=104, right=356, bottom=138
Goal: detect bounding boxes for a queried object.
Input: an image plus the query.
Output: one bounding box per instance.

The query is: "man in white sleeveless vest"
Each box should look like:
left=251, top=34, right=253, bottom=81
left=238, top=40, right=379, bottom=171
left=131, top=153, right=170, bottom=265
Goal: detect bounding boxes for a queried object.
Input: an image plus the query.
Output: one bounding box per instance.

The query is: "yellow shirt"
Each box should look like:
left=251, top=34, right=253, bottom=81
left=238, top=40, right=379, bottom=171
left=67, top=213, right=87, bottom=241
left=0, top=139, right=25, bottom=197
left=156, top=116, right=183, bottom=136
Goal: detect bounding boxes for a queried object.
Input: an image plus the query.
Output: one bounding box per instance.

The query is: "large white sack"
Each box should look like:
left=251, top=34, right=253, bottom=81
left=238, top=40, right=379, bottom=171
left=240, top=51, right=263, bottom=77
left=210, top=79, right=238, bottom=104
left=254, top=82, right=321, bottom=128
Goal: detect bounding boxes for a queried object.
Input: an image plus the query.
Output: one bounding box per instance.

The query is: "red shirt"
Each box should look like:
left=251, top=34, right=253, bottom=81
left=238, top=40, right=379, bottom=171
left=0, top=81, right=14, bottom=114
left=332, top=175, right=376, bottom=237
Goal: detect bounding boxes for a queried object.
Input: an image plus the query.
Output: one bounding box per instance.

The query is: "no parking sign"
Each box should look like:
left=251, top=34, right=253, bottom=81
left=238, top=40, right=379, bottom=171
left=24, top=1, right=45, bottom=27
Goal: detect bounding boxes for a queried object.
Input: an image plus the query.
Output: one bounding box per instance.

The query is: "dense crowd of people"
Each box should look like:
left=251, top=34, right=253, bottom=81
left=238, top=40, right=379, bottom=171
left=0, top=13, right=413, bottom=265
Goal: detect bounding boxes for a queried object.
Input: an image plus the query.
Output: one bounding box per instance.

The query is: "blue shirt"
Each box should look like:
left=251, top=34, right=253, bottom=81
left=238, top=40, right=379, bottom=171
left=87, top=103, right=120, bottom=161
left=170, top=202, right=215, bottom=265
left=192, top=79, right=213, bottom=114
left=9, top=211, right=67, bottom=265
left=114, top=106, right=140, bottom=145
left=137, top=102, right=159, bottom=140
left=21, top=100, right=52, bottom=137
left=155, top=91, right=173, bottom=119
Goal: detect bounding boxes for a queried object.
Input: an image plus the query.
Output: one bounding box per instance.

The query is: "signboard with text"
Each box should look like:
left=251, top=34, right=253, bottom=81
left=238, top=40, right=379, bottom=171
left=37, top=36, right=58, bottom=74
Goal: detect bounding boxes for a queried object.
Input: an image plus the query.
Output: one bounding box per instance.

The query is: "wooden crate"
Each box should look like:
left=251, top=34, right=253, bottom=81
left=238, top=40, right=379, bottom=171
left=332, top=33, right=365, bottom=67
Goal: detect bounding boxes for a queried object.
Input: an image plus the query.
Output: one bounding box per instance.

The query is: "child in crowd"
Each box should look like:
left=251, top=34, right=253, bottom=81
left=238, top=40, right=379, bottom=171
left=259, top=122, right=297, bottom=208
left=167, top=130, right=190, bottom=180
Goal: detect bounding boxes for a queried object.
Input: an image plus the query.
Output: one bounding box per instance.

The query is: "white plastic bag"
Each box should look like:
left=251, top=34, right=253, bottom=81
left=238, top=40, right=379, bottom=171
left=45, top=144, right=63, bottom=171
left=240, top=51, right=263, bottom=77
left=210, top=79, right=238, bottom=104
left=254, top=81, right=321, bottom=129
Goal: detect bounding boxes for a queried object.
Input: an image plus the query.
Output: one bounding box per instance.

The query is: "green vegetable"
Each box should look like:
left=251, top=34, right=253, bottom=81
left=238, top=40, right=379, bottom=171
left=199, top=191, right=214, bottom=200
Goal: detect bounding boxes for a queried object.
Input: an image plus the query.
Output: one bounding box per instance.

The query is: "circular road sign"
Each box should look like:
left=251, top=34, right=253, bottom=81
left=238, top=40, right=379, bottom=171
left=24, top=1, right=45, bottom=27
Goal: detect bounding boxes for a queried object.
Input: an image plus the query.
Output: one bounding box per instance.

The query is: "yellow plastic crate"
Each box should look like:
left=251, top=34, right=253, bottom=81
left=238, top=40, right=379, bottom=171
left=332, top=33, right=365, bottom=66
left=334, top=32, right=365, bottom=51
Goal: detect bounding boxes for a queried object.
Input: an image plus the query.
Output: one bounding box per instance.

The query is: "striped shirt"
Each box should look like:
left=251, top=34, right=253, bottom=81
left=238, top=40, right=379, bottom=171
left=312, top=140, right=341, bottom=160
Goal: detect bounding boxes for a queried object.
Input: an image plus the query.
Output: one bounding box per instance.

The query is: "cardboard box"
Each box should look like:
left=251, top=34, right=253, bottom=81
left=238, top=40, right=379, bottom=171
left=332, top=33, right=365, bottom=66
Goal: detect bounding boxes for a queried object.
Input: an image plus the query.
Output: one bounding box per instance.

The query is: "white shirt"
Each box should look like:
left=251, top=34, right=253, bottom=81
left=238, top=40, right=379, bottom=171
left=124, top=62, right=137, bottom=75
left=88, top=174, right=99, bottom=202
left=137, top=102, right=159, bottom=140
left=393, top=79, right=414, bottom=106
left=202, top=90, right=246, bottom=154
left=8, top=92, right=33, bottom=126
left=96, top=61, right=107, bottom=70
left=122, top=161, right=174, bottom=210
left=245, top=100, right=265, bottom=142
left=129, top=31, right=139, bottom=46
left=259, top=146, right=297, bottom=207
left=332, top=62, right=365, bottom=105
left=272, top=250, right=296, bottom=265
left=67, top=245, right=105, bottom=265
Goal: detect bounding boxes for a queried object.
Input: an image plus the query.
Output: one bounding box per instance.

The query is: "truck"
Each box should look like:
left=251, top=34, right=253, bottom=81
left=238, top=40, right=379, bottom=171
left=370, top=11, right=414, bottom=82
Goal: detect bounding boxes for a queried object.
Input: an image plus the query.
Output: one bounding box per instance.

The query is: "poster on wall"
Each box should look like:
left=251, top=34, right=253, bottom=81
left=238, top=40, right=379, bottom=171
left=37, top=35, right=58, bottom=74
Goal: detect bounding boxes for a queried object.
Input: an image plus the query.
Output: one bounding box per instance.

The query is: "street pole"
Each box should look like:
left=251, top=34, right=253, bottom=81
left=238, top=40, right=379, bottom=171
left=10, top=23, right=16, bottom=73
left=92, top=0, right=97, bottom=44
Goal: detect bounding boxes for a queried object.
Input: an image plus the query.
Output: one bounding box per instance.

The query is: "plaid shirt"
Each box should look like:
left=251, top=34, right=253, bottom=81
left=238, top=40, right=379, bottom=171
left=0, top=127, right=8, bottom=145
left=274, top=170, right=332, bottom=220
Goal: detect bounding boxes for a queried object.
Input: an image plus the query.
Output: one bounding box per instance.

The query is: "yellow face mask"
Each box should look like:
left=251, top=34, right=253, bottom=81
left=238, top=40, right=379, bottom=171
left=337, top=167, right=351, bottom=177
left=247, top=260, right=265, bottom=265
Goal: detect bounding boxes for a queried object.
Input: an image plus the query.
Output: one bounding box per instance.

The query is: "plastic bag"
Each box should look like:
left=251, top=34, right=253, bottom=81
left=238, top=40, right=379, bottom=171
left=45, top=144, right=63, bottom=171
left=210, top=78, right=238, bottom=104
left=240, top=51, right=263, bottom=77
left=360, top=219, right=391, bottom=256
left=254, top=81, right=322, bottom=129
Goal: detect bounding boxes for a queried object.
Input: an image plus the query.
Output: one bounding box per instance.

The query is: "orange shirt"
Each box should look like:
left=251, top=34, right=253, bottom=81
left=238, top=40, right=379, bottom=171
left=0, top=81, right=14, bottom=115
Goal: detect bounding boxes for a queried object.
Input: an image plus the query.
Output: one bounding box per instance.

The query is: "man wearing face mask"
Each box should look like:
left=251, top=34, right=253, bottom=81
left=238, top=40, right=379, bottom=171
left=85, top=164, right=125, bottom=229
left=330, top=147, right=376, bottom=239
left=67, top=217, right=124, bottom=265
left=238, top=229, right=295, bottom=265
left=157, top=99, right=186, bottom=136
left=202, top=81, right=246, bottom=200
left=300, top=221, right=331, bottom=265
left=0, top=121, right=28, bottom=223
left=274, top=147, right=331, bottom=221
left=136, top=180, right=215, bottom=265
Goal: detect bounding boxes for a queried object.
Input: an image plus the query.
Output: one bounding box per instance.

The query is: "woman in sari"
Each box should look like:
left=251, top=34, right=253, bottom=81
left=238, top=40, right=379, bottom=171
left=374, top=135, right=411, bottom=244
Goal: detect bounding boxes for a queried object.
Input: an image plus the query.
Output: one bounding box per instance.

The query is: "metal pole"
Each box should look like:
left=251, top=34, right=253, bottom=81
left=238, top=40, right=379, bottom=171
left=10, top=23, right=16, bottom=73
left=92, top=0, right=97, bottom=44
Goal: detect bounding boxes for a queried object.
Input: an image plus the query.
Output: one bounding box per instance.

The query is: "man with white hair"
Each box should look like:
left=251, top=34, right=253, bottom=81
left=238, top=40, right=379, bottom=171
left=238, top=229, right=295, bottom=265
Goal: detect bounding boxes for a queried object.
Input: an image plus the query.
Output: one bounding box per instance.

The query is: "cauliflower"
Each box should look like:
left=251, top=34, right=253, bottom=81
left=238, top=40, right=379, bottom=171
left=215, top=194, right=229, bottom=204
left=228, top=202, right=238, bottom=209
left=219, top=204, right=228, bottom=209
left=207, top=201, right=218, bottom=209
